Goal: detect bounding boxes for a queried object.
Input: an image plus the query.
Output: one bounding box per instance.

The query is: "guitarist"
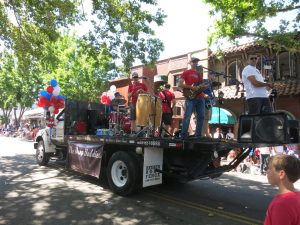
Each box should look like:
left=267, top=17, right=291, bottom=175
left=178, top=57, right=208, bottom=139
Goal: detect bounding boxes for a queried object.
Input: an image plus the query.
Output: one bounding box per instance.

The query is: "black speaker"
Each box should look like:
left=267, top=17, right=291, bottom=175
left=87, top=110, right=109, bottom=134
left=238, top=113, right=290, bottom=144
left=288, top=120, right=299, bottom=143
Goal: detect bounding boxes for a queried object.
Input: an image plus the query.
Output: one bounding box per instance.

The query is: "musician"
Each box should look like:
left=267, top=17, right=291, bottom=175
left=110, top=92, right=126, bottom=112
left=128, top=72, right=148, bottom=133
left=242, top=54, right=273, bottom=114
left=158, top=83, right=175, bottom=135
left=179, top=57, right=208, bottom=139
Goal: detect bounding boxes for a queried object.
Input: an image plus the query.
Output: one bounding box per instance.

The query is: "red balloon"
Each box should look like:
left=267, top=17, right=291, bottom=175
left=50, top=96, right=57, bottom=105
left=101, top=96, right=111, bottom=105
left=53, top=108, right=59, bottom=114
left=39, top=96, right=50, bottom=107
left=46, top=86, right=54, bottom=94
left=37, top=101, right=44, bottom=107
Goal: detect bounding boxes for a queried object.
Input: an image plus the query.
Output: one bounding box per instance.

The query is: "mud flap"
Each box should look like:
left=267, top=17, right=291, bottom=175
left=143, top=147, right=163, bottom=187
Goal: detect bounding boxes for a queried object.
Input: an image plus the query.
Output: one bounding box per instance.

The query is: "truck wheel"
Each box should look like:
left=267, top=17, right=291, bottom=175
left=107, top=151, right=141, bottom=196
left=36, top=140, right=50, bottom=166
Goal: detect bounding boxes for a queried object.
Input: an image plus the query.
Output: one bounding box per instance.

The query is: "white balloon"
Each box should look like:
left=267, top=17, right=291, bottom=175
left=49, top=106, right=55, bottom=113
left=107, top=90, right=115, bottom=100
left=110, top=85, right=116, bottom=92
left=53, top=85, right=61, bottom=96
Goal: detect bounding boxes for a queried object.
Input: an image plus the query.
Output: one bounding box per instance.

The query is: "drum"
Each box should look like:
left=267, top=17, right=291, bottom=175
left=121, top=116, right=131, bottom=134
left=136, top=94, right=151, bottom=126
left=109, top=112, right=123, bottom=124
left=150, top=97, right=162, bottom=129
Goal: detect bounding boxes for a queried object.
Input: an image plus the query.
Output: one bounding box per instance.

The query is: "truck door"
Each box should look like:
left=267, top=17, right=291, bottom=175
left=51, top=110, right=65, bottom=142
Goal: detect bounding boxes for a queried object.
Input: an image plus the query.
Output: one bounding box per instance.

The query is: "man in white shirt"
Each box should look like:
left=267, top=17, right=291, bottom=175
left=242, top=54, right=274, bottom=114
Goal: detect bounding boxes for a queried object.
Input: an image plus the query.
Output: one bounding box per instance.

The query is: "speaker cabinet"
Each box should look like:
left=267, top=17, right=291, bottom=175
left=288, top=120, right=299, bottom=143
left=238, top=113, right=293, bottom=144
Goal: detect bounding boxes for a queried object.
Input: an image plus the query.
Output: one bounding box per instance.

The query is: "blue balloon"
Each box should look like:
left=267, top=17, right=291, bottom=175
left=40, top=90, right=48, bottom=97
left=40, top=90, right=52, bottom=100
left=57, top=95, right=65, bottom=99
left=50, top=79, right=58, bottom=87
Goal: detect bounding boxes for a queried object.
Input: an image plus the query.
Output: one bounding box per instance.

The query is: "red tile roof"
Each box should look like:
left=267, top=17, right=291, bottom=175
left=215, top=79, right=300, bottom=99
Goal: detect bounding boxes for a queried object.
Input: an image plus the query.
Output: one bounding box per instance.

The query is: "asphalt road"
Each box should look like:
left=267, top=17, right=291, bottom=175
left=1, top=136, right=299, bottom=225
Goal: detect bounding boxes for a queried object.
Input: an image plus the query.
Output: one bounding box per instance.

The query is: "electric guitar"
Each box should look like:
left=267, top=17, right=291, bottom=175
left=182, top=84, right=208, bottom=99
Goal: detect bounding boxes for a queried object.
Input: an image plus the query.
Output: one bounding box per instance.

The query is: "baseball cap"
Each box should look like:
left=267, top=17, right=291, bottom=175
left=190, top=57, right=200, bottom=63
left=114, top=92, right=121, bottom=97
left=132, top=72, right=139, bottom=78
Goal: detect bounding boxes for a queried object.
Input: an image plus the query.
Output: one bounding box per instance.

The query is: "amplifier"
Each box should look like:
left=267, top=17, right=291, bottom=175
left=237, top=113, right=298, bottom=144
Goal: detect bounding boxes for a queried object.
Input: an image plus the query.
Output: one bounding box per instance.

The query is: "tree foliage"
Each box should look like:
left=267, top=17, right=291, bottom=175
left=0, top=0, right=166, bottom=73
left=204, top=0, right=300, bottom=52
left=0, top=51, right=40, bottom=126
left=40, top=35, right=112, bottom=102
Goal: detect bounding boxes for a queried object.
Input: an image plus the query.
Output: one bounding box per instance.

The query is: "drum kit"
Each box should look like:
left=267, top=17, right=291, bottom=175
left=108, top=94, right=163, bottom=137
left=109, top=99, right=131, bottom=135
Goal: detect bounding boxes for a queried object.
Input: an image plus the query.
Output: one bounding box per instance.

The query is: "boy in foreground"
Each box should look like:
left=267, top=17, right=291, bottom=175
left=265, top=155, right=300, bottom=225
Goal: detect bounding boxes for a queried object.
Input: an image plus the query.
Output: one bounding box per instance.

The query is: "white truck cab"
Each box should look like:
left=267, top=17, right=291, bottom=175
left=34, top=110, right=66, bottom=165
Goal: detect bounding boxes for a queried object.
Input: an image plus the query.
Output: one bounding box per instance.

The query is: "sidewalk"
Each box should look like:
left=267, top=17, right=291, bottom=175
left=226, top=171, right=300, bottom=190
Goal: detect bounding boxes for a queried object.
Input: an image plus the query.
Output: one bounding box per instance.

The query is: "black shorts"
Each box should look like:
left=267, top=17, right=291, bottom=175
left=162, top=112, right=172, bottom=125
left=130, top=104, right=136, bottom=120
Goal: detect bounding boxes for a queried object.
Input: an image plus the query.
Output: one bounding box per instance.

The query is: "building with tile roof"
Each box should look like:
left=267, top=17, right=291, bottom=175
left=110, top=42, right=300, bottom=137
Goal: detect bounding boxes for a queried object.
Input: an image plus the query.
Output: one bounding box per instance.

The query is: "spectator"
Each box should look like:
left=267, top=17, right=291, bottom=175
left=213, top=127, right=224, bottom=139
left=225, top=128, right=235, bottom=139
left=258, top=146, right=271, bottom=175
left=264, top=155, right=300, bottom=225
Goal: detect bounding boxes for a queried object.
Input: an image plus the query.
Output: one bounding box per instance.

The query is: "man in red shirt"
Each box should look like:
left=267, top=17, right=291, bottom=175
left=158, top=83, right=175, bottom=135
left=179, top=57, right=208, bottom=139
left=128, top=72, right=148, bottom=133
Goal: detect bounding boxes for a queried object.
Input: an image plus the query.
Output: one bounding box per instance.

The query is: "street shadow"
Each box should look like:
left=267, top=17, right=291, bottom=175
left=0, top=154, right=174, bottom=225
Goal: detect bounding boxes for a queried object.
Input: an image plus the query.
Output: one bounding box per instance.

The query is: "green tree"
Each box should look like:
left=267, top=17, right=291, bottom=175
left=39, top=35, right=112, bottom=102
left=0, top=52, right=40, bottom=127
left=204, top=0, right=300, bottom=52
left=0, top=0, right=166, bottom=73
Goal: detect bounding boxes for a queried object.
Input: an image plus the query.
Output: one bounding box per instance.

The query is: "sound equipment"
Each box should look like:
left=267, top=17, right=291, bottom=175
left=238, top=113, right=299, bottom=144
left=87, top=109, right=109, bottom=134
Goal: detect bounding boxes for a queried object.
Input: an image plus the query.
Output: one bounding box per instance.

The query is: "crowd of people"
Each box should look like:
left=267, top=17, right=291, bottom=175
left=0, top=122, right=40, bottom=141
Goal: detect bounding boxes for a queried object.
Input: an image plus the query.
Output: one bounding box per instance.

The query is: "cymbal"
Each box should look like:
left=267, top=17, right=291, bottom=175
left=113, top=98, right=127, bottom=105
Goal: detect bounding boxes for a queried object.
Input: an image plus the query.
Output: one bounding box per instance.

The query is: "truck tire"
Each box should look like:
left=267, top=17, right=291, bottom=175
left=36, top=140, right=50, bottom=166
left=107, top=151, right=141, bottom=196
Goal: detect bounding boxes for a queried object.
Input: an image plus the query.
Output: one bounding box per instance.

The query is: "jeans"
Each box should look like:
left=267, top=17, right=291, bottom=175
left=247, top=98, right=272, bottom=114
left=260, top=154, right=270, bottom=173
left=181, top=98, right=205, bottom=138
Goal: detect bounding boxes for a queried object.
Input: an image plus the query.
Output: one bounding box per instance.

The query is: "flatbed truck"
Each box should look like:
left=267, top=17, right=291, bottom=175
left=34, top=99, right=297, bottom=196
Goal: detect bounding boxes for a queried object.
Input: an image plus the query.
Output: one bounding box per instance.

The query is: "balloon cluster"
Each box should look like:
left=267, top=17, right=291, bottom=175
left=37, top=79, right=65, bottom=114
left=100, top=85, right=116, bottom=105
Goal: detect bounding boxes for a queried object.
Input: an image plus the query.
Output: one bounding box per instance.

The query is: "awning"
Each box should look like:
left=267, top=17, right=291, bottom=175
left=209, top=107, right=236, bottom=124
left=23, top=108, right=45, bottom=119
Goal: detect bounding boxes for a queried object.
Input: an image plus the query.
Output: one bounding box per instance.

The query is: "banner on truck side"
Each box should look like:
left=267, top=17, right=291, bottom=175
left=143, top=147, right=163, bottom=187
left=67, top=141, right=104, bottom=178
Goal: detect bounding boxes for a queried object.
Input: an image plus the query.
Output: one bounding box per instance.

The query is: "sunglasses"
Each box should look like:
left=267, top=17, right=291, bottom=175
left=250, top=57, right=258, bottom=60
